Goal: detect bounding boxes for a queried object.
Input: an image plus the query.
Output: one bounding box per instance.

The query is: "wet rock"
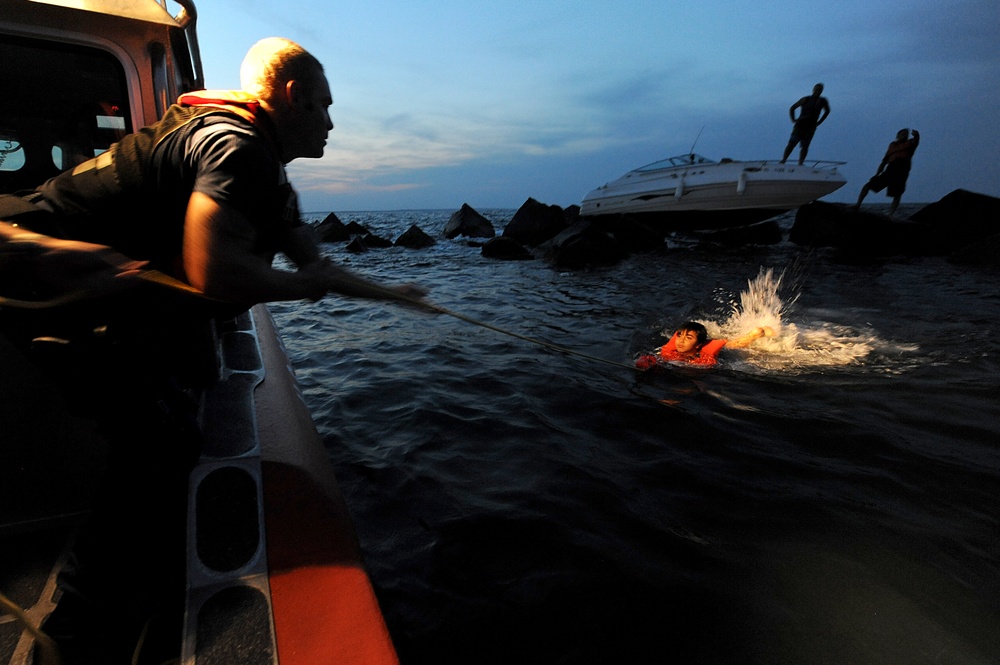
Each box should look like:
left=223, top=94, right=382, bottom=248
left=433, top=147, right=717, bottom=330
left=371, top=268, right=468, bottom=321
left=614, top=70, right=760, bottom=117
left=345, top=236, right=367, bottom=253
left=345, top=221, right=369, bottom=236
left=361, top=233, right=393, bottom=248
left=502, top=198, right=570, bottom=247
left=481, top=236, right=532, bottom=260
left=701, top=220, right=783, bottom=247
left=948, top=232, right=1000, bottom=267
left=790, top=201, right=932, bottom=257
left=591, top=214, right=664, bottom=253
left=541, top=221, right=626, bottom=269
left=395, top=225, right=436, bottom=249
left=315, top=212, right=350, bottom=242
left=444, top=203, right=495, bottom=239
left=907, top=189, right=1000, bottom=254
left=791, top=201, right=874, bottom=246
left=790, top=190, right=1000, bottom=260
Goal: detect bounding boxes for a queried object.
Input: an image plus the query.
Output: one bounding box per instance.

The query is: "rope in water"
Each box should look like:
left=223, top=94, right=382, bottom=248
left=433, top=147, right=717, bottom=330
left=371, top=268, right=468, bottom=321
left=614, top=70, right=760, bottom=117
left=399, top=294, right=640, bottom=372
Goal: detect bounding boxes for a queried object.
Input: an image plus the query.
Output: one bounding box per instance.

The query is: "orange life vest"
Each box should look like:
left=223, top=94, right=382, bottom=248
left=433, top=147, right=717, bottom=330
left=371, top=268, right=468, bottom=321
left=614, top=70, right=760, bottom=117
left=636, top=332, right=727, bottom=368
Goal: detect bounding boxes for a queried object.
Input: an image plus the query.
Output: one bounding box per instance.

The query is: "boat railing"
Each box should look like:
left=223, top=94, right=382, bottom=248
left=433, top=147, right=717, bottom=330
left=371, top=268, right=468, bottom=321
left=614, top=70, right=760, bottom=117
left=631, top=157, right=846, bottom=176
left=748, top=159, right=846, bottom=170
left=169, top=0, right=205, bottom=91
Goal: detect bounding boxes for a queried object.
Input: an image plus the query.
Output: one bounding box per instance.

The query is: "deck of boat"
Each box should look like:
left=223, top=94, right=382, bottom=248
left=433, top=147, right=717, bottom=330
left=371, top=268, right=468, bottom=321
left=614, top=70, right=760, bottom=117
left=1, top=331, right=108, bottom=663
left=1, top=306, right=397, bottom=664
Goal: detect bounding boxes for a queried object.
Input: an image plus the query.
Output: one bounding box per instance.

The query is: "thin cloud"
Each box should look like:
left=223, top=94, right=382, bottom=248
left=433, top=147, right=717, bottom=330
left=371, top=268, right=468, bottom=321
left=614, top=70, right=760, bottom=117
left=200, top=0, right=1000, bottom=209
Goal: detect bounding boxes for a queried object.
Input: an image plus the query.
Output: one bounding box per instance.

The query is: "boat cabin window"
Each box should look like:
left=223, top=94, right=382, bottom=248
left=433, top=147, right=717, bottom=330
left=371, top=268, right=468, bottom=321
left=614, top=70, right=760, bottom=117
left=634, top=154, right=717, bottom=172
left=0, top=34, right=131, bottom=194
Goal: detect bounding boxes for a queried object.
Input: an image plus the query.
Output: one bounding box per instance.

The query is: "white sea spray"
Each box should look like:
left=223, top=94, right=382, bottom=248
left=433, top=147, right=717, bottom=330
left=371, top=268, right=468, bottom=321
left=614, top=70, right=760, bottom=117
left=689, top=266, right=893, bottom=374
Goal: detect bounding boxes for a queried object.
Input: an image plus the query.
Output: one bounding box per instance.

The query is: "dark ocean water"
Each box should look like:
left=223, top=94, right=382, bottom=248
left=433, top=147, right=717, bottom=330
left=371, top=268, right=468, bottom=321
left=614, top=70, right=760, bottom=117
left=267, top=206, right=1000, bottom=665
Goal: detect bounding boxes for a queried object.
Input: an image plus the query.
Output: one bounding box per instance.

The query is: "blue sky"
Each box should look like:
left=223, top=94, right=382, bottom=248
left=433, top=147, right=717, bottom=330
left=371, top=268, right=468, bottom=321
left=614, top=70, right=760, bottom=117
left=192, top=0, right=1000, bottom=212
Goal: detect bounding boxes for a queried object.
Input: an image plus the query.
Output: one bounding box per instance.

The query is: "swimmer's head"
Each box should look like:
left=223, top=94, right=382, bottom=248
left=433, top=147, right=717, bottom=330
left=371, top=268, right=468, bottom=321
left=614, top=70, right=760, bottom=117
left=674, top=321, right=708, bottom=354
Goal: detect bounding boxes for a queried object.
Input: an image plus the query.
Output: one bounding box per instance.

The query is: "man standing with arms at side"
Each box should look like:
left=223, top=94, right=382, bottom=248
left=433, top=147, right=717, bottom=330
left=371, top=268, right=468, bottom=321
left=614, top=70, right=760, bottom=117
left=781, top=83, right=831, bottom=165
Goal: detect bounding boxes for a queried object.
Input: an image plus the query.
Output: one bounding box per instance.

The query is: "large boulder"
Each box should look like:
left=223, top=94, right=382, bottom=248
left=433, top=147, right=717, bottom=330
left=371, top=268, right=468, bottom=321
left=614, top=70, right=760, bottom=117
left=481, top=236, right=532, bottom=260
left=791, top=201, right=876, bottom=246
left=947, top=232, right=1000, bottom=267
left=564, top=204, right=581, bottom=225
left=315, top=212, right=350, bottom=242
left=541, top=221, right=626, bottom=269
left=907, top=189, right=1000, bottom=255
left=701, top=221, right=783, bottom=247
left=590, top=214, right=664, bottom=253
left=395, top=224, right=436, bottom=249
left=444, top=203, right=495, bottom=239
left=345, top=221, right=369, bottom=236
left=345, top=236, right=367, bottom=253
left=361, top=232, right=393, bottom=248
left=502, top=198, right=570, bottom=247
left=790, top=201, right=932, bottom=257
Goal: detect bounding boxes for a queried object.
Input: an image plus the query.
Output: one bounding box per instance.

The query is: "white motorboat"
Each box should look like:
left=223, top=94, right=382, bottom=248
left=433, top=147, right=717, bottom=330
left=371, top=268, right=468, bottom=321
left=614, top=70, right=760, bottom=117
left=579, top=153, right=847, bottom=229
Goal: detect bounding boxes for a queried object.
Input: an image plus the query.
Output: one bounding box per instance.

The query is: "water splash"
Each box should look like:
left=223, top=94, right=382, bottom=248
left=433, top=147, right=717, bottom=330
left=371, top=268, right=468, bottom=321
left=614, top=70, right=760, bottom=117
left=715, top=267, right=792, bottom=339
left=666, top=267, right=909, bottom=375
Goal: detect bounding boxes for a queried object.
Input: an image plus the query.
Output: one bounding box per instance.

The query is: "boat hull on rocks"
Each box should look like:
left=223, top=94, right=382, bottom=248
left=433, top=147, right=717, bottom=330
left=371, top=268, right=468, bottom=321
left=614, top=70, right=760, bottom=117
left=580, top=154, right=847, bottom=230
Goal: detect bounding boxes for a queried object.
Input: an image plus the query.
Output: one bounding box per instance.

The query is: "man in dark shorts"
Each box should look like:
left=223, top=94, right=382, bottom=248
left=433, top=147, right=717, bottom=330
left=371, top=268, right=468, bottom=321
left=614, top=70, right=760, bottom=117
left=781, top=83, right=831, bottom=164
left=853, top=128, right=920, bottom=216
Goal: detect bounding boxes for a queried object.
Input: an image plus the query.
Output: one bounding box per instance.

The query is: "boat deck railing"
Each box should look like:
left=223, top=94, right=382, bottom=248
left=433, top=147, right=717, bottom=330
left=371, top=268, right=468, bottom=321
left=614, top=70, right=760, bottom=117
left=748, top=159, right=846, bottom=170
left=633, top=155, right=846, bottom=175
left=713, top=158, right=847, bottom=171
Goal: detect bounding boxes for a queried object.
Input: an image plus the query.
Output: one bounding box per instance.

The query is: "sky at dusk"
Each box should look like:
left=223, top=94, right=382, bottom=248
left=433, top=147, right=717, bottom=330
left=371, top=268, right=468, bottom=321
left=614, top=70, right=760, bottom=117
left=192, top=0, right=1000, bottom=213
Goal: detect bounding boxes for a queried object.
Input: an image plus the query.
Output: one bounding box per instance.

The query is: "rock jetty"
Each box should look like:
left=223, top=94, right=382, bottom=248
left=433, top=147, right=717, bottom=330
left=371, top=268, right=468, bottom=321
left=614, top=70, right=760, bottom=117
left=309, top=188, right=1000, bottom=269
left=790, top=189, right=1000, bottom=264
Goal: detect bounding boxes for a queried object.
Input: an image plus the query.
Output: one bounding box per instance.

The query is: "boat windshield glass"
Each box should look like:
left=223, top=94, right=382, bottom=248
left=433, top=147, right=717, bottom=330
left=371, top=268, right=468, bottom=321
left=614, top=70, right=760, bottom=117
left=633, top=154, right=717, bottom=172
left=0, top=34, right=132, bottom=194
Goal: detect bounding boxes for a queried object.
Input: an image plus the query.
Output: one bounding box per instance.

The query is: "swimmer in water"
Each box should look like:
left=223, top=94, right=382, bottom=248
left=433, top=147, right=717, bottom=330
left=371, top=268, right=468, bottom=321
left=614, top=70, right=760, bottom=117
left=636, top=321, right=775, bottom=368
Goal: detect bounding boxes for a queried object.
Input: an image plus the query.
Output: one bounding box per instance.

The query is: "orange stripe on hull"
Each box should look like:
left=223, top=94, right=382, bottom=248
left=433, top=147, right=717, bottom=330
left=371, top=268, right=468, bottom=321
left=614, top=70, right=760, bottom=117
left=262, top=461, right=399, bottom=664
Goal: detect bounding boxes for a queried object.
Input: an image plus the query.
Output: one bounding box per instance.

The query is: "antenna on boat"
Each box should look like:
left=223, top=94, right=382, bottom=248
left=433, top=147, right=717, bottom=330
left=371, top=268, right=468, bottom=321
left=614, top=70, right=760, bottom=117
left=689, top=126, right=705, bottom=155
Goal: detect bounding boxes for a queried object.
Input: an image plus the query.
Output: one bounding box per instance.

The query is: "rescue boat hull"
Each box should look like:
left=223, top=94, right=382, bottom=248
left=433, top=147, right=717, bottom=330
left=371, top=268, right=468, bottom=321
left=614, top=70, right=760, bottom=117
left=1, top=1, right=397, bottom=662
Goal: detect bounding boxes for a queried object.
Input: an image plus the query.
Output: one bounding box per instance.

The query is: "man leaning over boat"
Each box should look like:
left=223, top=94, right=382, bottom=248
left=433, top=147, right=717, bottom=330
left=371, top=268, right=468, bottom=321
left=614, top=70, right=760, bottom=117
left=1, top=36, right=426, bottom=662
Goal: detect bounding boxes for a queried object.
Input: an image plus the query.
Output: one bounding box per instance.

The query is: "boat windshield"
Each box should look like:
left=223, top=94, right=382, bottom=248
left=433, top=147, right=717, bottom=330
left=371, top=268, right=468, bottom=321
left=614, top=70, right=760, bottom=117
left=633, top=154, right=717, bottom=172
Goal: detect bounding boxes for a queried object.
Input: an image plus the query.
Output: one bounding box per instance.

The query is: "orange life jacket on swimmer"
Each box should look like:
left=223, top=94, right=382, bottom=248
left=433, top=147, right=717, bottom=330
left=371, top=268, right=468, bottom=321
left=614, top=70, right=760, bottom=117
left=636, top=332, right=727, bottom=368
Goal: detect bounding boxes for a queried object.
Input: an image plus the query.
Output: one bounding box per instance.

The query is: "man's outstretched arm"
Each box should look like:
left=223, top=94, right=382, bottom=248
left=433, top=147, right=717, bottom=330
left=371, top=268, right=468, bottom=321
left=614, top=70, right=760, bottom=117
left=183, top=192, right=427, bottom=305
